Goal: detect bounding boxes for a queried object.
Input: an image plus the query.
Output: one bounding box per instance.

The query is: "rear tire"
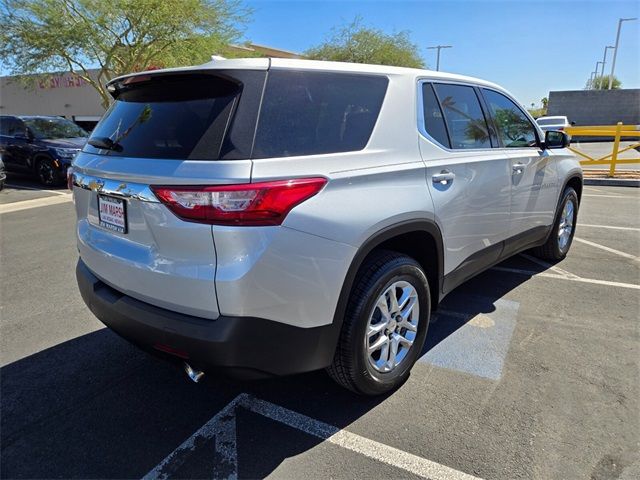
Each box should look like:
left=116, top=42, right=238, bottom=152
left=531, top=187, right=579, bottom=261
left=327, top=250, right=431, bottom=395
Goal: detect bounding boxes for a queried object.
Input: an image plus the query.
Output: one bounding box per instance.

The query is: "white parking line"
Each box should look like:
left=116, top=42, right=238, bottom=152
left=579, top=224, right=640, bottom=232
left=5, top=184, right=70, bottom=196
left=491, top=266, right=640, bottom=290
left=520, top=253, right=581, bottom=279
left=573, top=237, right=639, bottom=261
left=582, top=194, right=636, bottom=199
left=0, top=194, right=72, bottom=214
left=143, top=393, right=482, bottom=480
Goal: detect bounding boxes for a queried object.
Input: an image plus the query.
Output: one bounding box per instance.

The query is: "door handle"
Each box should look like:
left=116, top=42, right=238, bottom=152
left=432, top=170, right=455, bottom=185
left=512, top=163, right=526, bottom=175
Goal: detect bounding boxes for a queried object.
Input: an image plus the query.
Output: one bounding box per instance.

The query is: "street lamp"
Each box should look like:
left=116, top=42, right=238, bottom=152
left=427, top=45, right=452, bottom=71
left=600, top=45, right=615, bottom=78
left=608, top=17, right=638, bottom=89
left=587, top=72, right=598, bottom=90
left=594, top=62, right=604, bottom=89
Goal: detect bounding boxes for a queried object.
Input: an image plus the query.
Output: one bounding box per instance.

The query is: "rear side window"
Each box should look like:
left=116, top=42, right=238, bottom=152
left=482, top=89, right=538, bottom=147
left=0, top=117, right=25, bottom=137
left=433, top=84, right=492, bottom=149
left=420, top=83, right=450, bottom=148
left=253, top=70, right=388, bottom=158
left=85, top=74, right=240, bottom=159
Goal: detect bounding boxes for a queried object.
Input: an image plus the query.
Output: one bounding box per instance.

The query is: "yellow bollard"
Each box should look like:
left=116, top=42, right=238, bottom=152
left=609, top=122, right=623, bottom=177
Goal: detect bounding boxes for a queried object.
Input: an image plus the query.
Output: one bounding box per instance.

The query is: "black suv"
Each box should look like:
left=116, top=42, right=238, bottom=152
left=0, top=115, right=88, bottom=186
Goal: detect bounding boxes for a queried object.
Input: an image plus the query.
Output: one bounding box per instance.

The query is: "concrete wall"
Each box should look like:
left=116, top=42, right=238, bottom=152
left=547, top=89, right=640, bottom=126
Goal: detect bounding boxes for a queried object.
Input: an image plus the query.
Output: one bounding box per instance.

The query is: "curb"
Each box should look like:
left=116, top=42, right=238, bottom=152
left=584, top=178, right=640, bottom=187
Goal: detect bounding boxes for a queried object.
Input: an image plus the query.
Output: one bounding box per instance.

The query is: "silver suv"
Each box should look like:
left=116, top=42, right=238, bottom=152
left=72, top=58, right=581, bottom=395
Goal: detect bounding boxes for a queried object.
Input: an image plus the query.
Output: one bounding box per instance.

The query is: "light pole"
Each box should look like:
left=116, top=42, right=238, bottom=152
left=608, top=17, right=638, bottom=89
left=588, top=71, right=596, bottom=89
left=600, top=45, right=615, bottom=77
left=587, top=70, right=598, bottom=90
left=594, top=61, right=604, bottom=89
left=427, top=45, right=452, bottom=71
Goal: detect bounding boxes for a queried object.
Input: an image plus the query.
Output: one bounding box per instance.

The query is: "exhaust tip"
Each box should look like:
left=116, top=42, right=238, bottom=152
left=184, top=362, right=205, bottom=383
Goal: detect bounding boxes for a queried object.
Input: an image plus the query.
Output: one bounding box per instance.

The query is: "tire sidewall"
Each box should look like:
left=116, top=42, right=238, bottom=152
left=350, top=262, right=430, bottom=395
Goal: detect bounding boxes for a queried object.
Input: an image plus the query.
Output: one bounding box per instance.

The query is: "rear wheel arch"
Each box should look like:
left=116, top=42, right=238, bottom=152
left=332, top=220, right=444, bottom=331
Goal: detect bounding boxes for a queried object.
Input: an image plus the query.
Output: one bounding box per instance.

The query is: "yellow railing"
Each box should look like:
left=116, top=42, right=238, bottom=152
left=564, top=122, right=640, bottom=177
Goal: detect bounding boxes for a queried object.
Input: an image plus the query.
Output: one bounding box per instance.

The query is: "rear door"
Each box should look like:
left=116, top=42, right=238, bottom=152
left=480, top=88, right=558, bottom=238
left=72, top=69, right=266, bottom=319
left=0, top=117, right=30, bottom=170
left=419, top=82, right=511, bottom=291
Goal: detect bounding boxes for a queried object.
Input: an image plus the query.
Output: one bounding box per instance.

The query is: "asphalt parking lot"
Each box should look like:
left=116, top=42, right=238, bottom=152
left=1, top=176, right=639, bottom=480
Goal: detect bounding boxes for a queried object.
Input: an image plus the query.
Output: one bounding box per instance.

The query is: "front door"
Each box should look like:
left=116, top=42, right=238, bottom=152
left=479, top=88, right=559, bottom=237
left=418, top=82, right=511, bottom=292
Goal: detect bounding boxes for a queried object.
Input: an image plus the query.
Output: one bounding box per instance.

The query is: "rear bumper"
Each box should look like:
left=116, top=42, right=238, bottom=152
left=76, top=259, right=339, bottom=378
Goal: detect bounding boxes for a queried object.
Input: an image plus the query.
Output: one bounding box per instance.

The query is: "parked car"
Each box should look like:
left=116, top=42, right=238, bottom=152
left=536, top=115, right=575, bottom=131
left=0, top=115, right=88, bottom=186
left=71, top=58, right=581, bottom=395
left=0, top=155, right=6, bottom=191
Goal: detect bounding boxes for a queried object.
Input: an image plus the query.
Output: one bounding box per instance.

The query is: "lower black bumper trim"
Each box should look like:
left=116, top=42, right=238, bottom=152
left=76, top=259, right=339, bottom=377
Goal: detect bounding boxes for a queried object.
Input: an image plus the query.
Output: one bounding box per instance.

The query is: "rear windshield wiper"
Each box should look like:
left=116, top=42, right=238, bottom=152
left=88, top=137, right=123, bottom=152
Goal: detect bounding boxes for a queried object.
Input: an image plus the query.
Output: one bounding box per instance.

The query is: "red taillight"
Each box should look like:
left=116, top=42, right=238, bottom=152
left=150, top=177, right=327, bottom=226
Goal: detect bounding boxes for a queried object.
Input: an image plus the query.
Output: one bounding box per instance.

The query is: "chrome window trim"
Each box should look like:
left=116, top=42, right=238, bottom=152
left=416, top=79, right=544, bottom=152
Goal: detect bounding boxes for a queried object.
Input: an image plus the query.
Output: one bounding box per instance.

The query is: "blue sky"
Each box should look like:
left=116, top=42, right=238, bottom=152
left=243, top=0, right=640, bottom=106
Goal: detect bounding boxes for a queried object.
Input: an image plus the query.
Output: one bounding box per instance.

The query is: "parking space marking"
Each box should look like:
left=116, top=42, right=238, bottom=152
left=4, top=184, right=70, bottom=196
left=579, top=224, right=640, bottom=232
left=573, top=237, right=639, bottom=261
left=491, top=266, right=640, bottom=290
left=520, top=253, right=581, bottom=279
left=420, top=298, right=519, bottom=380
left=143, top=393, right=482, bottom=480
left=0, top=194, right=72, bottom=214
left=582, top=194, right=633, bottom=199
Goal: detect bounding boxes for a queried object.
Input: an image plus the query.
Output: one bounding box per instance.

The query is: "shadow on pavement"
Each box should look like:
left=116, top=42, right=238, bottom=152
left=0, top=256, right=550, bottom=479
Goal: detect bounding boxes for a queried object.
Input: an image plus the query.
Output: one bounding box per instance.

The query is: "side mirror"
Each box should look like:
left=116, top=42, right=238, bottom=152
left=570, top=121, right=576, bottom=126
left=543, top=130, right=571, bottom=149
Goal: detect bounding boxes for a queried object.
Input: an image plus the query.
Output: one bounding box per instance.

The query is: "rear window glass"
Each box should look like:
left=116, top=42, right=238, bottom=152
left=253, top=70, right=388, bottom=158
left=84, top=75, right=239, bottom=159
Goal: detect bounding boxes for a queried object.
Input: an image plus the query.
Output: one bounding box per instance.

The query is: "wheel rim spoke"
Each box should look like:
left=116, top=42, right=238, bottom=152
left=366, top=280, right=420, bottom=373
left=367, top=320, right=388, bottom=338
left=387, top=335, right=399, bottom=369
left=368, top=334, right=388, bottom=353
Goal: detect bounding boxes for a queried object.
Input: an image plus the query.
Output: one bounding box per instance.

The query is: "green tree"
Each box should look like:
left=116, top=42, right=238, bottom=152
left=0, top=0, right=250, bottom=108
left=305, top=17, right=424, bottom=68
left=588, top=75, right=622, bottom=90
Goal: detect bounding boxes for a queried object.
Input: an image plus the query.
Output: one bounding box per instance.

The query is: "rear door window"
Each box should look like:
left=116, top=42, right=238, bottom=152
left=253, top=70, right=388, bottom=158
left=84, top=74, right=242, bottom=160
left=433, top=84, right=492, bottom=149
left=0, top=117, right=25, bottom=137
left=420, top=83, right=451, bottom=148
